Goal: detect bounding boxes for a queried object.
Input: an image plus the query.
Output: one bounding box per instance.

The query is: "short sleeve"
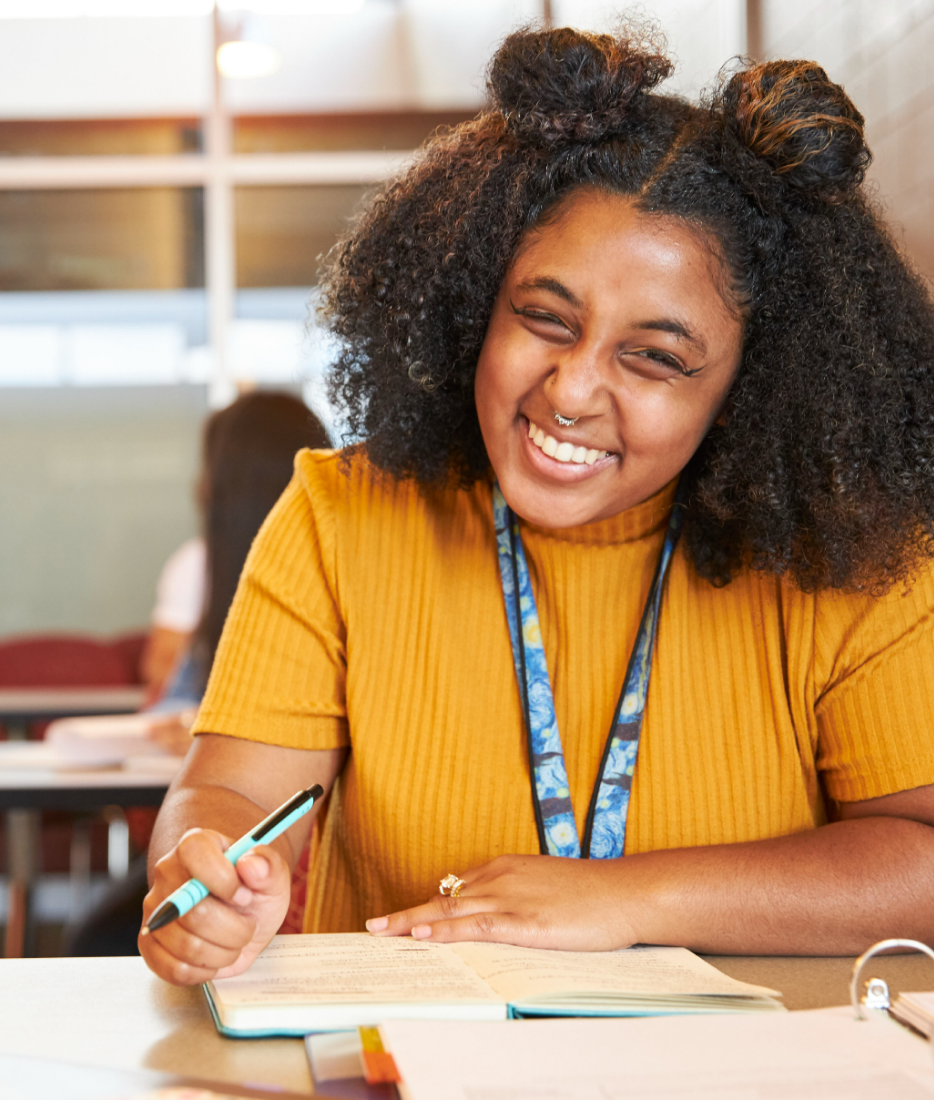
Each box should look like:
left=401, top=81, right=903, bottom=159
left=151, top=538, right=206, bottom=631
left=192, top=450, right=349, bottom=750
left=815, top=564, right=934, bottom=803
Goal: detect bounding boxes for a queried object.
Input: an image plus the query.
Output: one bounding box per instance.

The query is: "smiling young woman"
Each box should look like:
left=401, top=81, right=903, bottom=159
left=138, top=26, right=934, bottom=986
left=475, top=190, right=744, bottom=528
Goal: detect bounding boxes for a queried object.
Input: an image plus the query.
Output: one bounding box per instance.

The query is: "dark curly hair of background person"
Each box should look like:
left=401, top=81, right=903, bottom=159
left=319, top=24, right=934, bottom=594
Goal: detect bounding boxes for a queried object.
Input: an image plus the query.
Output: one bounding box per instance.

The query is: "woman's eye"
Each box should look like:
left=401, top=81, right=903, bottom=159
left=521, top=309, right=566, bottom=328
left=631, top=348, right=700, bottom=377
left=511, top=302, right=572, bottom=334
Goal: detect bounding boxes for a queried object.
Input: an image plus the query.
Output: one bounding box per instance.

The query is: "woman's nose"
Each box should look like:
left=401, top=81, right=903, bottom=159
left=545, top=348, right=605, bottom=421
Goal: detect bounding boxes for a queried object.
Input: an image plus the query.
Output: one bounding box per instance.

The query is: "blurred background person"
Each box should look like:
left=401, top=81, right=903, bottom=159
left=153, top=388, right=331, bottom=713
left=65, top=389, right=330, bottom=955
left=141, top=535, right=206, bottom=704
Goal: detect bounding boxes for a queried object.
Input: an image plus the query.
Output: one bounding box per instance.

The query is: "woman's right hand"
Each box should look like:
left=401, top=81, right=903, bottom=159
left=138, top=826, right=292, bottom=986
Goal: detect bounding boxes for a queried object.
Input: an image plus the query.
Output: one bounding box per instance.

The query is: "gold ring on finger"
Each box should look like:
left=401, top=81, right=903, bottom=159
left=439, top=873, right=466, bottom=897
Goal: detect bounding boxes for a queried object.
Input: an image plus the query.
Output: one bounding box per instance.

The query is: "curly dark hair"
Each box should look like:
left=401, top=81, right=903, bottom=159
left=320, top=25, right=934, bottom=593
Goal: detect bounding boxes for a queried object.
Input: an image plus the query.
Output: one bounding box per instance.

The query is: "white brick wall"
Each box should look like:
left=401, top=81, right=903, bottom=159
left=761, top=0, right=934, bottom=282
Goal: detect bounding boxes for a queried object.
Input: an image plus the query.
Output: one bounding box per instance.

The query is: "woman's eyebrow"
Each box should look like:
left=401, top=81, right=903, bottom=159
left=634, top=318, right=708, bottom=356
left=514, top=276, right=583, bottom=309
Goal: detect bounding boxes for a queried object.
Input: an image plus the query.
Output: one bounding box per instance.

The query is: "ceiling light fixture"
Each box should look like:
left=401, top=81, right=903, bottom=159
left=216, top=11, right=281, bottom=79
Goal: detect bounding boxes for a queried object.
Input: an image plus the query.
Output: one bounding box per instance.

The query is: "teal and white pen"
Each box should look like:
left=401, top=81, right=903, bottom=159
left=143, top=784, right=324, bottom=934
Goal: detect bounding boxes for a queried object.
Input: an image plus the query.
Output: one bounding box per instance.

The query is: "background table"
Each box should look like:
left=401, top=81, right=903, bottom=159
left=0, top=685, right=149, bottom=955
left=0, top=742, right=178, bottom=958
left=0, top=686, right=146, bottom=741
left=0, top=952, right=933, bottom=1096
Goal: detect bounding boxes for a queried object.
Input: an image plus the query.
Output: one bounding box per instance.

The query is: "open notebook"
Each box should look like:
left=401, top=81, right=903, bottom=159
left=204, top=933, right=782, bottom=1037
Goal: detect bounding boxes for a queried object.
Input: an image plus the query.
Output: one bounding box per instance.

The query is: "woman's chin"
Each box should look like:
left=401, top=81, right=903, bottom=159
left=499, top=478, right=612, bottom=529
left=494, top=437, right=624, bottom=527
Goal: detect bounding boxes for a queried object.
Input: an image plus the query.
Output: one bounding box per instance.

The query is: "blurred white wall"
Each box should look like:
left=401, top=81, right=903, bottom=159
left=556, top=0, right=745, bottom=96
left=0, top=1, right=743, bottom=118
left=0, top=16, right=212, bottom=118
left=760, top=0, right=934, bottom=287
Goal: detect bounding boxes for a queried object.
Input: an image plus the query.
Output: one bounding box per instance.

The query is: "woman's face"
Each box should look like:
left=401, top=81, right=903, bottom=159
left=474, top=189, right=745, bottom=528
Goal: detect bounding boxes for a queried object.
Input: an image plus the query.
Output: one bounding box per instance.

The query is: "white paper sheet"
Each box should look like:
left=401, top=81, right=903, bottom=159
left=381, top=1006, right=934, bottom=1100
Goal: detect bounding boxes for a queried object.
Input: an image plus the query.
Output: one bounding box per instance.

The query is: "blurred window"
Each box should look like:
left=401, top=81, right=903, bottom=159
left=233, top=110, right=475, bottom=153
left=0, top=118, right=202, bottom=157
left=0, top=188, right=204, bottom=292
left=235, top=184, right=368, bottom=288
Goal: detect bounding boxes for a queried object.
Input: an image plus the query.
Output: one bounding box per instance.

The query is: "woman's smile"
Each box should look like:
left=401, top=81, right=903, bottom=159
left=519, top=416, right=616, bottom=486
left=526, top=418, right=608, bottom=467
left=474, top=187, right=745, bottom=529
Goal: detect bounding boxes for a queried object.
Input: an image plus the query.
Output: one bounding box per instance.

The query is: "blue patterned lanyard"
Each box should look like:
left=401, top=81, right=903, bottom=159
left=493, top=481, right=685, bottom=860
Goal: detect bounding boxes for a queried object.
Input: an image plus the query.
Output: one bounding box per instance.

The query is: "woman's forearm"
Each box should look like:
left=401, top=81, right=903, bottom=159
left=147, top=733, right=346, bottom=882
left=620, top=816, right=934, bottom=955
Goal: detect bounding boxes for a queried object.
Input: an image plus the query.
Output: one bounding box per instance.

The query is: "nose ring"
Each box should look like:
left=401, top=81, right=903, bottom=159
left=554, top=411, right=578, bottom=428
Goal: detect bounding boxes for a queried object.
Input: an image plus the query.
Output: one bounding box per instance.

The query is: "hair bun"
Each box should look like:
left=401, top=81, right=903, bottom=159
left=722, top=61, right=870, bottom=202
left=487, top=26, right=672, bottom=146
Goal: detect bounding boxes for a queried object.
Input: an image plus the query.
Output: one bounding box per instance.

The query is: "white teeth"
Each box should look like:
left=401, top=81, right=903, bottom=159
left=526, top=420, right=608, bottom=467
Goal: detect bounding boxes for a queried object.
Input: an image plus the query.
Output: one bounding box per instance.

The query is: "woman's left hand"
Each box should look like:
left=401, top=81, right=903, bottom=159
left=365, top=853, right=640, bottom=952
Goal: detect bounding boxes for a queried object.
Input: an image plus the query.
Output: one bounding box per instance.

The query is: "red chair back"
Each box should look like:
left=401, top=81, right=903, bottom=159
left=0, top=632, right=146, bottom=688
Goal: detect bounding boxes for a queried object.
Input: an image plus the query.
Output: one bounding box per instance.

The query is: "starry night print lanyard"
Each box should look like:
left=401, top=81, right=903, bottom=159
left=493, top=480, right=685, bottom=860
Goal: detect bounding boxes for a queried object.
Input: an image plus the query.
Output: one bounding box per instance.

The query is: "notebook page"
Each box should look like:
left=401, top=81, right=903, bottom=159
left=449, top=941, right=778, bottom=1004
left=210, top=933, right=503, bottom=1009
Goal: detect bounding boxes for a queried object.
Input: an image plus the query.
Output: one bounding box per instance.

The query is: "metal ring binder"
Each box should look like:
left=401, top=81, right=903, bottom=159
left=850, top=938, right=934, bottom=1020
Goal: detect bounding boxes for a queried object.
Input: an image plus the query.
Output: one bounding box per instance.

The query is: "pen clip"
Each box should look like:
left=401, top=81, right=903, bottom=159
left=252, top=783, right=323, bottom=842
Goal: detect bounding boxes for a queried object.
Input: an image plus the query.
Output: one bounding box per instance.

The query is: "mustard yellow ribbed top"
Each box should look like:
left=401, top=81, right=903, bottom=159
left=195, top=449, right=934, bottom=934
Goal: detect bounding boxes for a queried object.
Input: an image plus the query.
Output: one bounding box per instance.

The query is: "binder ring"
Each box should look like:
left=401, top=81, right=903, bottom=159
left=850, top=938, right=934, bottom=1020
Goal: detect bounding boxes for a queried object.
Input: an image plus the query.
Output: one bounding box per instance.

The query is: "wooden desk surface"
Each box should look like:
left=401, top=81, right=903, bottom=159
left=0, top=952, right=932, bottom=1095
left=705, top=951, right=934, bottom=1011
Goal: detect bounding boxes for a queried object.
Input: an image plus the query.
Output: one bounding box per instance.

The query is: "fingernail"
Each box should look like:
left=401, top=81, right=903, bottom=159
left=238, top=853, right=269, bottom=880
left=411, top=924, right=432, bottom=939
left=366, top=916, right=388, bottom=932
left=233, top=886, right=253, bottom=907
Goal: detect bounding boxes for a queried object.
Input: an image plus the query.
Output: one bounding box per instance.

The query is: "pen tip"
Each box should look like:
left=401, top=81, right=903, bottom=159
left=145, top=900, right=181, bottom=933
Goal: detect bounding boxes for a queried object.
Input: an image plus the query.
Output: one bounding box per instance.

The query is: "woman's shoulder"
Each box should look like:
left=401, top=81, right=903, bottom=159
left=293, top=445, right=491, bottom=530
left=722, top=554, right=934, bottom=694
left=812, top=554, right=934, bottom=662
